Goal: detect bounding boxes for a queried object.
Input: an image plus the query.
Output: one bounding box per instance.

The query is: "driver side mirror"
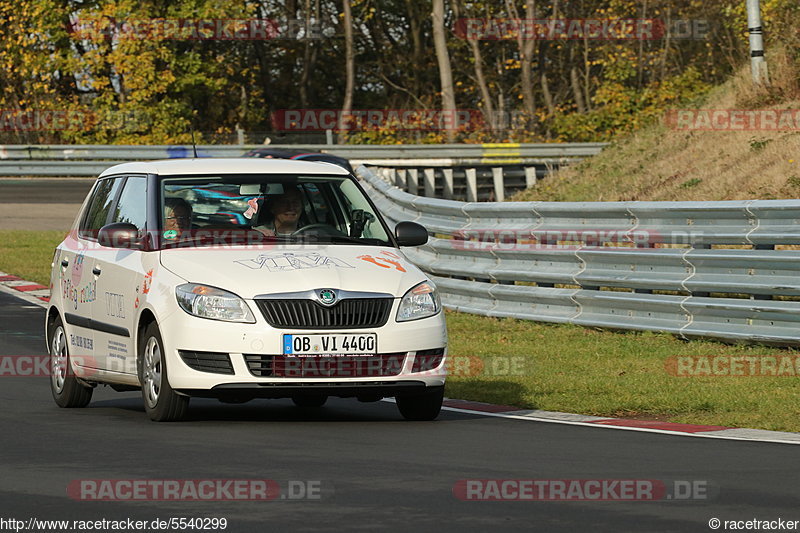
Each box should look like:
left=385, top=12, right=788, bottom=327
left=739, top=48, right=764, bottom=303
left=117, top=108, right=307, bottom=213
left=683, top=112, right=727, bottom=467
left=395, top=221, right=428, bottom=246
left=98, top=222, right=142, bottom=249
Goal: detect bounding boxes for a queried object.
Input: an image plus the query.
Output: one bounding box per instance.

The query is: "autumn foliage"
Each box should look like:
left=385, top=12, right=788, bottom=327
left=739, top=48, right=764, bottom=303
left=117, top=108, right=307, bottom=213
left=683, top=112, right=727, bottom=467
left=1, top=0, right=797, bottom=145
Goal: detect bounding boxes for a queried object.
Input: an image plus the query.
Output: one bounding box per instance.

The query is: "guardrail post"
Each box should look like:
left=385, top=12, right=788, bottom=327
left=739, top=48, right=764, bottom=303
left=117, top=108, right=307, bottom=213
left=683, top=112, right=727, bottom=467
left=492, top=167, right=505, bottom=202
left=395, top=169, right=407, bottom=190
left=442, top=168, right=454, bottom=199
left=465, top=168, right=478, bottom=202
left=525, top=166, right=537, bottom=188
left=423, top=168, right=436, bottom=198
left=752, top=244, right=775, bottom=300
left=407, top=168, right=419, bottom=196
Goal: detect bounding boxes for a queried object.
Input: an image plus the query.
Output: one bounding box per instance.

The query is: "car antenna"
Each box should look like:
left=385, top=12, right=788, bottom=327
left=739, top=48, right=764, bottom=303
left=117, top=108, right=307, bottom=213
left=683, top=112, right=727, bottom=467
left=190, top=124, right=198, bottom=159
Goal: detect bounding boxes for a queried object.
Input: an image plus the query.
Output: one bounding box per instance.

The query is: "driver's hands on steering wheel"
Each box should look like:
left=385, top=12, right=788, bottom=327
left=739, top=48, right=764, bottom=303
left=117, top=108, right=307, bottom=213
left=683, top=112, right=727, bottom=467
left=291, top=223, right=342, bottom=236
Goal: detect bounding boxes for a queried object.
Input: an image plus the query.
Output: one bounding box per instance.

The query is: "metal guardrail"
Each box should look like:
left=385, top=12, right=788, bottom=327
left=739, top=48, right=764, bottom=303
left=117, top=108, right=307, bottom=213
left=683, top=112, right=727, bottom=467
left=356, top=165, right=800, bottom=346
left=370, top=165, right=544, bottom=202
left=0, top=143, right=606, bottom=185
left=0, top=142, right=607, bottom=161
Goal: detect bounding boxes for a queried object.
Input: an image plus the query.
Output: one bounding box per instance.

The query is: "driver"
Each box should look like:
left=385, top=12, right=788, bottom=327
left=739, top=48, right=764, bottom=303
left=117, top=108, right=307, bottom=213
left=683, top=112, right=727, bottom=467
left=254, top=186, right=304, bottom=237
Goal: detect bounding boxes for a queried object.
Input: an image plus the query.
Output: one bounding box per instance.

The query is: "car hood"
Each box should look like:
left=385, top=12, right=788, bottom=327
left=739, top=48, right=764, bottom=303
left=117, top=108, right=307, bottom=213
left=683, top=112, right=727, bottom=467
left=159, top=244, right=427, bottom=299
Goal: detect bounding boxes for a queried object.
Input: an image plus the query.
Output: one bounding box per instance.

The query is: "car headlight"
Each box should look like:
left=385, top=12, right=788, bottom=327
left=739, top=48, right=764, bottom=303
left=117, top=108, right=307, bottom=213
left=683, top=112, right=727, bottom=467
left=176, top=283, right=256, bottom=323
left=396, top=281, right=441, bottom=322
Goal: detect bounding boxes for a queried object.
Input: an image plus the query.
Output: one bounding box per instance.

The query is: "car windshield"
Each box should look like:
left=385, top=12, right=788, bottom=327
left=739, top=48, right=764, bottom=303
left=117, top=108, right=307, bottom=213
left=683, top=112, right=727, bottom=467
left=159, top=174, right=391, bottom=248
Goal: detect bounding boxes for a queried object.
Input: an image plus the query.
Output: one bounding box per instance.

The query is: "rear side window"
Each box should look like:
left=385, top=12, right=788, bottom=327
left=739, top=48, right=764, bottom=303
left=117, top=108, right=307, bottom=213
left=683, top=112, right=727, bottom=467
left=110, top=176, right=147, bottom=230
left=80, top=178, right=123, bottom=239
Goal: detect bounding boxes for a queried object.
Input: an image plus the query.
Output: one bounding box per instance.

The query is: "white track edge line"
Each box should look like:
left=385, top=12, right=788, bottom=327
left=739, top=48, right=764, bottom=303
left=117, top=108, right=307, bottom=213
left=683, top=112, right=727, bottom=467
left=434, top=405, right=800, bottom=446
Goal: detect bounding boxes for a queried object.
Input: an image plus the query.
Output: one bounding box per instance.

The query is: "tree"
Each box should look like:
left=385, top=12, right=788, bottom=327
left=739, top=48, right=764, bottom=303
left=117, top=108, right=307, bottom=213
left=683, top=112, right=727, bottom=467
left=339, top=0, right=354, bottom=133
left=432, top=0, right=456, bottom=142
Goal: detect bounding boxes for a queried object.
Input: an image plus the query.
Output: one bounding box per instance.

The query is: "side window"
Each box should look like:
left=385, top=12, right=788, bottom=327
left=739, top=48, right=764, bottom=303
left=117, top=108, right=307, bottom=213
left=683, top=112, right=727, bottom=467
left=80, top=178, right=123, bottom=239
left=111, top=176, right=147, bottom=230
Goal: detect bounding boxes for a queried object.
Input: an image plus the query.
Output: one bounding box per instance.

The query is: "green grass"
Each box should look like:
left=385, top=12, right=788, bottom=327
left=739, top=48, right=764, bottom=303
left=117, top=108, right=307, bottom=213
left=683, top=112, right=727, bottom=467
left=2, top=230, right=799, bottom=432
left=446, top=312, right=800, bottom=432
left=0, top=231, right=64, bottom=285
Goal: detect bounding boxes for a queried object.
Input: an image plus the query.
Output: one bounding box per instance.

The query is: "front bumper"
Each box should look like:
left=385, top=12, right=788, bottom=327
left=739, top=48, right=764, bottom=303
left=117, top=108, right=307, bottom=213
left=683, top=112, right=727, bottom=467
left=177, top=380, right=435, bottom=400
left=158, top=301, right=448, bottom=394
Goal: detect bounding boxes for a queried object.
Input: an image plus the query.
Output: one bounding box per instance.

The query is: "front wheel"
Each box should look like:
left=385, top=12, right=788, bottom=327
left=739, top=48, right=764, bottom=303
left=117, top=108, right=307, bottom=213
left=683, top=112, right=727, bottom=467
left=49, top=315, right=93, bottom=408
left=138, top=322, right=189, bottom=422
left=396, top=386, right=444, bottom=421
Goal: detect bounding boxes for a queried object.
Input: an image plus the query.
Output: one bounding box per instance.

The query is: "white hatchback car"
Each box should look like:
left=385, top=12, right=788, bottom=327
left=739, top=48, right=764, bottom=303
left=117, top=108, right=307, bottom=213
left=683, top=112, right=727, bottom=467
left=46, top=158, right=447, bottom=421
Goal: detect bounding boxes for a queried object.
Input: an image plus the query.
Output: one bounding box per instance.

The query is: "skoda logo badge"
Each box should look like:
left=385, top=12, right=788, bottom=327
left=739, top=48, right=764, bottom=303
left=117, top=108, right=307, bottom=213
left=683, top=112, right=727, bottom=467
left=318, top=289, right=337, bottom=306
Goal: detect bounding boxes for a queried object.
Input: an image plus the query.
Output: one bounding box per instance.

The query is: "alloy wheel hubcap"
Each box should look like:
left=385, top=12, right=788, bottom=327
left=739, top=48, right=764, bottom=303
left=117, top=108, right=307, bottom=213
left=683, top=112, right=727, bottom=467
left=50, top=326, right=67, bottom=393
left=143, top=337, right=162, bottom=408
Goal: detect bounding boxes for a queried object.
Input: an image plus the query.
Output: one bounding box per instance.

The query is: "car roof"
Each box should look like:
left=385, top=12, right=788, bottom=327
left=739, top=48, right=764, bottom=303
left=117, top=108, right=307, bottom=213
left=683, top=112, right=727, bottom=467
left=243, top=148, right=306, bottom=157
left=99, top=157, right=351, bottom=178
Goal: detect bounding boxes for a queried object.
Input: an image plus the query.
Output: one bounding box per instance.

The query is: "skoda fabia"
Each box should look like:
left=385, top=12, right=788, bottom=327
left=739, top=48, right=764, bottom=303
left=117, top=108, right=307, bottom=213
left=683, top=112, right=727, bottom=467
left=46, top=158, right=447, bottom=421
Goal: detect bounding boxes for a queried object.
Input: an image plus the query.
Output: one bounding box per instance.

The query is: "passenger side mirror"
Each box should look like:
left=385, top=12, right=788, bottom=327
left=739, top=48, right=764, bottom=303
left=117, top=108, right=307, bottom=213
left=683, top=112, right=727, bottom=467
left=395, top=221, right=428, bottom=246
left=98, top=223, right=142, bottom=249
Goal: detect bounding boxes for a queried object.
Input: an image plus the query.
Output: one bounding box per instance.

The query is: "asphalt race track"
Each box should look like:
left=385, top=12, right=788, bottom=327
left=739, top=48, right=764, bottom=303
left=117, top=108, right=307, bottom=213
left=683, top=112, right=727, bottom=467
left=0, top=290, right=798, bottom=532
left=0, top=178, right=93, bottom=231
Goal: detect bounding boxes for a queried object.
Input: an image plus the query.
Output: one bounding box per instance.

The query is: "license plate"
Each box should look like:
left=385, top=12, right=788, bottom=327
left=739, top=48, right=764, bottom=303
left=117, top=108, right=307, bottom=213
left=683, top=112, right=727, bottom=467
left=283, top=334, right=377, bottom=356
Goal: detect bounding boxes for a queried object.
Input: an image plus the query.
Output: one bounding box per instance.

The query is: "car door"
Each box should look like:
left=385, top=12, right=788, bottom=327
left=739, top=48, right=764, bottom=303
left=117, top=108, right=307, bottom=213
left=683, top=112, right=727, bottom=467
left=61, top=176, right=124, bottom=374
left=90, top=174, right=149, bottom=376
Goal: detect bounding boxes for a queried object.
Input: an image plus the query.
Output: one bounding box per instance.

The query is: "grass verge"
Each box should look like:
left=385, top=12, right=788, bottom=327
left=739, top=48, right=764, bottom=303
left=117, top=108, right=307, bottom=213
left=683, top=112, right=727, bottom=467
left=0, top=230, right=64, bottom=285
left=2, top=230, right=799, bottom=432
left=446, top=311, right=800, bottom=432
left=511, top=48, right=800, bottom=203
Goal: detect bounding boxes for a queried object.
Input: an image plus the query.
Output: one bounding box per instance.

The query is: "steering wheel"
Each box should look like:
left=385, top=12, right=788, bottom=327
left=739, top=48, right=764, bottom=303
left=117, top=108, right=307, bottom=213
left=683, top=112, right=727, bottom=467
left=291, top=223, right=340, bottom=236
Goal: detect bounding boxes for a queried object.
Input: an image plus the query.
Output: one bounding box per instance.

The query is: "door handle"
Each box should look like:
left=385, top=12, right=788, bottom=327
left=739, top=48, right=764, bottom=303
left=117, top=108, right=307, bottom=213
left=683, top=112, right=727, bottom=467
left=92, top=267, right=102, bottom=276
left=61, top=258, right=69, bottom=268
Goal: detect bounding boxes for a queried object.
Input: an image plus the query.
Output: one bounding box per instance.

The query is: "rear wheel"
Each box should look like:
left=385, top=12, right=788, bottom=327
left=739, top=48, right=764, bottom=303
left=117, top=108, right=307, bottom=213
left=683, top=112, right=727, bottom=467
left=49, top=316, right=93, bottom=408
left=138, top=322, right=189, bottom=422
left=396, top=386, right=444, bottom=421
left=292, top=394, right=328, bottom=408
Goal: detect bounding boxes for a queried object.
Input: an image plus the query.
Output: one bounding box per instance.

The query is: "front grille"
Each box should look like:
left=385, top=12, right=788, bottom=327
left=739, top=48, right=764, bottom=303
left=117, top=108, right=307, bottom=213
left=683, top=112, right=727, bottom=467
left=243, top=354, right=406, bottom=378
left=255, top=298, right=393, bottom=329
left=179, top=350, right=234, bottom=374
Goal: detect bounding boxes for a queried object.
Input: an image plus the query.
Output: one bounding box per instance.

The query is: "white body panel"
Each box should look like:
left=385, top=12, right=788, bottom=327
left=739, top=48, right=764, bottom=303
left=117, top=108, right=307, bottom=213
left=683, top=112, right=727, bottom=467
left=46, top=159, right=448, bottom=398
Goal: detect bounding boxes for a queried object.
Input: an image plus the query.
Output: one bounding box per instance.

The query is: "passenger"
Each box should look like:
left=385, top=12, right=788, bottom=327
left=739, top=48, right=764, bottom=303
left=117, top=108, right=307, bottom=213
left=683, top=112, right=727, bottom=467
left=164, top=198, right=193, bottom=234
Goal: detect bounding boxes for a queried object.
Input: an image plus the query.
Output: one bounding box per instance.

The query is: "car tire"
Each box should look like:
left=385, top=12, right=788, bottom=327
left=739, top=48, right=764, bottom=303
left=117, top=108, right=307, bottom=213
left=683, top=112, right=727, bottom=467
left=138, top=322, right=189, bottom=422
left=292, top=394, right=328, bottom=408
left=396, top=386, right=444, bottom=421
left=49, top=315, right=93, bottom=408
